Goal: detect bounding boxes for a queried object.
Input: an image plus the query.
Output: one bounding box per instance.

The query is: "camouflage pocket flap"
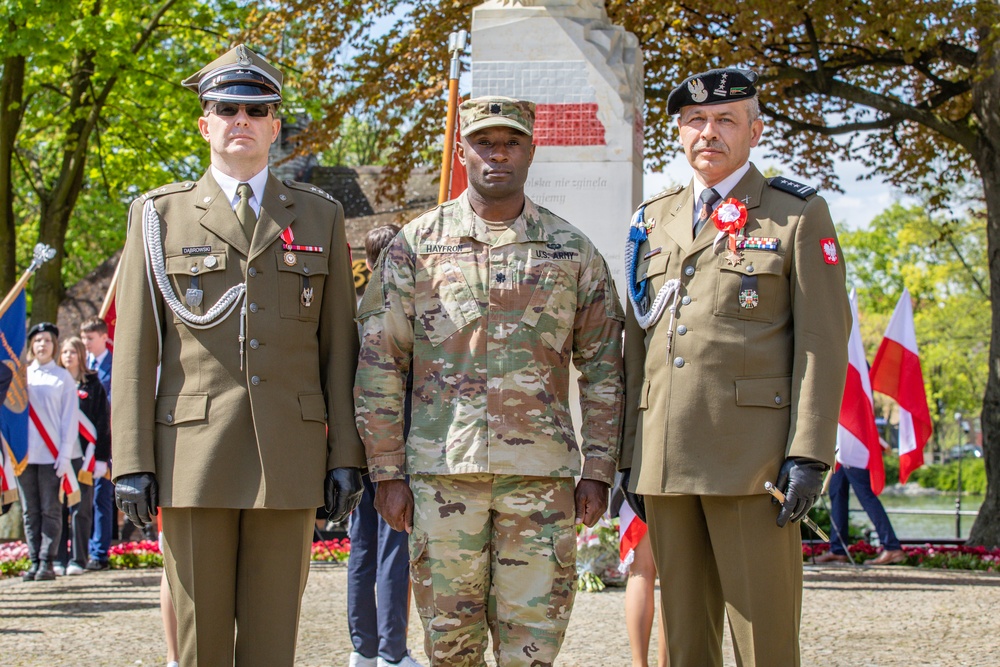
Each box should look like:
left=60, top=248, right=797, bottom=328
left=552, top=526, right=577, bottom=569
left=408, top=528, right=429, bottom=562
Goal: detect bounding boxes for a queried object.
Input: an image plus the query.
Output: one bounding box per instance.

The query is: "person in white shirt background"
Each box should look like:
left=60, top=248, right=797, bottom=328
left=18, top=322, right=79, bottom=581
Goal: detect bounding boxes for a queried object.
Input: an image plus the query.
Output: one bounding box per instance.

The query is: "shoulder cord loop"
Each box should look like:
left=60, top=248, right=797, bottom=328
left=142, top=199, right=246, bottom=330
left=625, top=205, right=682, bottom=334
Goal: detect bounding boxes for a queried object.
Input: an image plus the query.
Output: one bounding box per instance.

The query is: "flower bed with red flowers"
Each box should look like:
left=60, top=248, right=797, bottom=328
left=804, top=541, right=1000, bottom=571
left=109, top=539, right=163, bottom=569
left=310, top=538, right=351, bottom=563
left=0, top=537, right=353, bottom=577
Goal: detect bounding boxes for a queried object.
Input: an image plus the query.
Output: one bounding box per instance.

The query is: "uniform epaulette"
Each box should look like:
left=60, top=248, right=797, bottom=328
left=639, top=184, right=685, bottom=208
left=140, top=181, right=195, bottom=202
left=767, top=176, right=817, bottom=199
left=284, top=180, right=337, bottom=203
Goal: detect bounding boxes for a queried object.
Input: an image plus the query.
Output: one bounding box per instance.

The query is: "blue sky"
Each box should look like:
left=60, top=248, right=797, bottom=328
left=644, top=153, right=905, bottom=231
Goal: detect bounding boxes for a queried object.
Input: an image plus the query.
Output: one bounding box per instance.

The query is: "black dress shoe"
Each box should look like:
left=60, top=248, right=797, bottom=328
left=21, top=562, right=39, bottom=581
left=84, top=559, right=110, bottom=571
left=33, top=561, right=56, bottom=581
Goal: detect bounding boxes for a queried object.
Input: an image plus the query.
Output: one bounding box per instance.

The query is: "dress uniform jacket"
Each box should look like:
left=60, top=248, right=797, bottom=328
left=111, top=169, right=366, bottom=509
left=621, top=164, right=850, bottom=495
left=355, top=192, right=625, bottom=485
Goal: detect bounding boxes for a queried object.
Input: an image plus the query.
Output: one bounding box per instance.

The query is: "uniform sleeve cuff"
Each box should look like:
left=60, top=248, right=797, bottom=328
left=581, top=457, right=616, bottom=485
left=367, top=455, right=406, bottom=483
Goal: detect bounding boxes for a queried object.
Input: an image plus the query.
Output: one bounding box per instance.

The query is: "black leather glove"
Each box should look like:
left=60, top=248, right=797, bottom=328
left=1, top=502, right=12, bottom=516
left=774, top=457, right=828, bottom=528
left=618, top=468, right=646, bottom=523
left=324, top=467, right=364, bottom=525
left=115, top=473, right=159, bottom=529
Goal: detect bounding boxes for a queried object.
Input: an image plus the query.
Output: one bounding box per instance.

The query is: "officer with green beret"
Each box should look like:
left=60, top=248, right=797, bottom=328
left=620, top=68, right=851, bottom=666
left=355, top=96, right=625, bottom=666
left=112, top=44, right=365, bottom=666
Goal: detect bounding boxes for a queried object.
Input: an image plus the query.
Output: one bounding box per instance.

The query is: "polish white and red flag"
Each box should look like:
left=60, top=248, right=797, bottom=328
left=617, top=501, right=647, bottom=573
left=870, top=288, right=932, bottom=484
left=836, top=290, right=884, bottom=494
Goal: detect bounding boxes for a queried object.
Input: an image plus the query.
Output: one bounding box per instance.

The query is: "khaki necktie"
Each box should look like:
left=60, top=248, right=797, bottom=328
left=236, top=182, right=257, bottom=242
left=693, top=187, right=721, bottom=238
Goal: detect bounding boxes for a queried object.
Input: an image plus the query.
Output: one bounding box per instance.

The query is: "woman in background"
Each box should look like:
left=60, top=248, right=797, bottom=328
left=56, top=336, right=108, bottom=574
left=20, top=323, right=78, bottom=581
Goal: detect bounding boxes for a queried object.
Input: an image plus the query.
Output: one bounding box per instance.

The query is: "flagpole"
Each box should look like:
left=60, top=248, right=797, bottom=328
left=438, top=30, right=469, bottom=205
left=0, top=244, right=57, bottom=321
left=99, top=254, right=122, bottom=320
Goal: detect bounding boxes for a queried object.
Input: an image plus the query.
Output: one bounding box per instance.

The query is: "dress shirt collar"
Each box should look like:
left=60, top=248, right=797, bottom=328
left=692, top=161, right=751, bottom=212
left=211, top=164, right=269, bottom=217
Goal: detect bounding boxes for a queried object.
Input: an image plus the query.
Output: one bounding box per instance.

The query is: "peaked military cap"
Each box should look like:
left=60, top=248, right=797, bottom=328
left=182, top=44, right=282, bottom=105
left=667, top=68, right=758, bottom=115
left=460, top=96, right=535, bottom=137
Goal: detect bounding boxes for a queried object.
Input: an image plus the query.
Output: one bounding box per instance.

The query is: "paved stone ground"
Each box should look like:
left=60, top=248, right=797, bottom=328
left=1, top=562, right=997, bottom=666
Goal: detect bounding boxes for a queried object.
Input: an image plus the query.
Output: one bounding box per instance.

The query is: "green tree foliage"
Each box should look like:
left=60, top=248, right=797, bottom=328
left=840, top=203, right=989, bottom=458
left=1, top=0, right=243, bottom=318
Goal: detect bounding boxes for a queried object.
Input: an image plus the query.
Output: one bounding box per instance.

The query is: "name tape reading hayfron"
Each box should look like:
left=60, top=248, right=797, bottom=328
left=420, top=243, right=473, bottom=254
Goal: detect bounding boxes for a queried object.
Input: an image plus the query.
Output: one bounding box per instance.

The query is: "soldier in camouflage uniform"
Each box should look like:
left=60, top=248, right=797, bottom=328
left=355, top=96, right=625, bottom=667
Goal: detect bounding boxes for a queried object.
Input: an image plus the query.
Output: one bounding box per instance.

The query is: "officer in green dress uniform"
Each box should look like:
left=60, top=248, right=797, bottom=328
left=111, top=45, right=365, bottom=666
left=620, top=68, right=851, bottom=666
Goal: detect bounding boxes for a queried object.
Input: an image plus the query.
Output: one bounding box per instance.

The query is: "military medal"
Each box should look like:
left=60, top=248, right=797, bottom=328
left=281, top=225, right=323, bottom=255
left=301, top=286, right=313, bottom=307
left=185, top=287, right=203, bottom=307
left=711, top=198, right=749, bottom=266
left=284, top=251, right=297, bottom=266
left=739, top=288, right=758, bottom=309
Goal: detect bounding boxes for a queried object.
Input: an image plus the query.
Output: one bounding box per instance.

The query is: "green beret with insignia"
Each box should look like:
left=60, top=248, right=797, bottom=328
left=460, top=96, right=535, bottom=137
left=666, top=68, right=758, bottom=115
left=182, top=44, right=283, bottom=106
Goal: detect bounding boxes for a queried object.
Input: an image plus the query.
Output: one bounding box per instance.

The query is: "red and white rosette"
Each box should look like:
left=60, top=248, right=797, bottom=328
left=711, top=198, right=748, bottom=265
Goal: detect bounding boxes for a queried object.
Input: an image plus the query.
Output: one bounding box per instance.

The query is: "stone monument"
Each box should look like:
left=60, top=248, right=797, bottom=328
left=470, top=0, right=644, bottom=293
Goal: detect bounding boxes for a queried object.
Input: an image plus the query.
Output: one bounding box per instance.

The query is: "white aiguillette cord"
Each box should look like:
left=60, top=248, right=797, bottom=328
left=142, top=199, right=248, bottom=367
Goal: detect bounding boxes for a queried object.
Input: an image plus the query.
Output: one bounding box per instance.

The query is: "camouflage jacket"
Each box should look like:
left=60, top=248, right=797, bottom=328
left=355, top=192, right=625, bottom=484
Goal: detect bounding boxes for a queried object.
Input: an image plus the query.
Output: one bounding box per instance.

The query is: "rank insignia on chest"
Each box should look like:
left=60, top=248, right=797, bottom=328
left=737, top=237, right=780, bottom=251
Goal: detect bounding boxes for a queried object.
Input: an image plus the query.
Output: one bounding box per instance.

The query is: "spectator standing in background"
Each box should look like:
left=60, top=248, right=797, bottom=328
left=80, top=316, right=115, bottom=570
left=20, top=323, right=79, bottom=582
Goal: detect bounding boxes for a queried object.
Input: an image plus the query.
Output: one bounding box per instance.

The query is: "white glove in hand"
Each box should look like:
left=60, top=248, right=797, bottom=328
left=54, top=456, right=74, bottom=479
left=93, top=461, right=109, bottom=480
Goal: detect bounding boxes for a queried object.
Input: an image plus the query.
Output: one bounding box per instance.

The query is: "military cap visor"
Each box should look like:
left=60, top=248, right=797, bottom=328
left=27, top=321, right=59, bottom=341
left=667, top=68, right=759, bottom=115
left=460, top=97, right=535, bottom=137
left=182, top=44, right=283, bottom=105
left=198, top=69, right=281, bottom=105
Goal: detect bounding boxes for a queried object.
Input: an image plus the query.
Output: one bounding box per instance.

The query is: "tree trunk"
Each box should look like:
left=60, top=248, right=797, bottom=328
left=966, top=24, right=1000, bottom=548
left=0, top=37, right=26, bottom=294
left=970, top=151, right=1000, bottom=548
left=28, top=49, right=96, bottom=324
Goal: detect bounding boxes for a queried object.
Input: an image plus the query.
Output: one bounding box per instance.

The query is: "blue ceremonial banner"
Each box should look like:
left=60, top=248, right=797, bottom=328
left=1, top=289, right=28, bottom=475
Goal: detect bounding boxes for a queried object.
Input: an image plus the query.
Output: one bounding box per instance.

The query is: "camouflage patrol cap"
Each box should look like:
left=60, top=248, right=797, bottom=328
left=666, top=68, right=758, bottom=115
left=182, top=44, right=282, bottom=106
left=460, top=96, right=535, bottom=137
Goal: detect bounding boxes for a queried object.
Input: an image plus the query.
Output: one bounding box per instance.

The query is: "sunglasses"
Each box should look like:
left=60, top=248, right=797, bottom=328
left=209, top=103, right=273, bottom=118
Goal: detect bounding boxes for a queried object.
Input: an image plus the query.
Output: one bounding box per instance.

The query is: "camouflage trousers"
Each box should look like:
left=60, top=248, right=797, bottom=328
left=409, top=473, right=578, bottom=667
